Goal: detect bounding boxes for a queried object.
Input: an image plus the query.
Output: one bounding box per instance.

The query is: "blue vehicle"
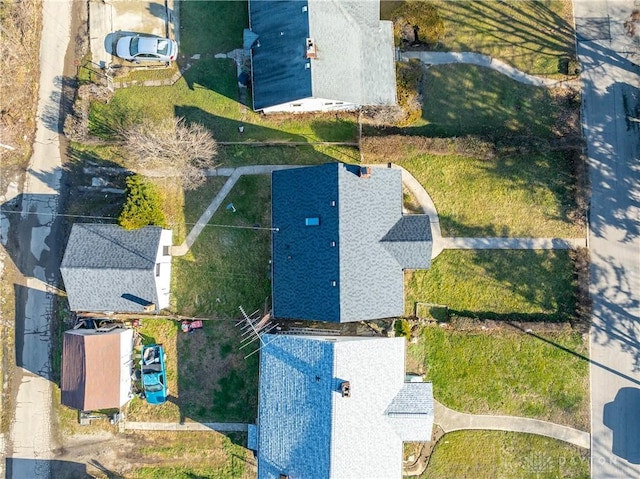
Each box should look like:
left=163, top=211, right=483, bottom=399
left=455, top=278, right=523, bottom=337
left=141, top=344, right=168, bottom=405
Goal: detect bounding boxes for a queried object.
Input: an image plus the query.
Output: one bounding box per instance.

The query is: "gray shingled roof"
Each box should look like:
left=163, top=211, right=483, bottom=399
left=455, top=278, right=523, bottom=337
left=248, top=0, right=396, bottom=110
left=60, top=224, right=164, bottom=312
left=256, top=335, right=434, bottom=479
left=272, top=163, right=432, bottom=323
left=308, top=1, right=397, bottom=106
left=386, top=382, right=435, bottom=442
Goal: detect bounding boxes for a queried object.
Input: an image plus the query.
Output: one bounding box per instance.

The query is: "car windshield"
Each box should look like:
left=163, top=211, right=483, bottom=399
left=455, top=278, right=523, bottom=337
left=156, top=40, right=169, bottom=55
left=145, top=383, right=164, bottom=393
left=130, top=37, right=139, bottom=56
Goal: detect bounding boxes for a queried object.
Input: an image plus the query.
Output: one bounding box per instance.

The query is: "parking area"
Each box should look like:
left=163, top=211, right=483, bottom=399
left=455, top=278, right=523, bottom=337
left=89, top=0, right=178, bottom=69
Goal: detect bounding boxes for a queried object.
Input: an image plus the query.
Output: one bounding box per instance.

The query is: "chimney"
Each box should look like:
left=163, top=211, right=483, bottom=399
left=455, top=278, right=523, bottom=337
left=143, top=303, right=156, bottom=313
left=341, top=381, right=351, bottom=398
left=358, top=166, right=371, bottom=178
left=306, top=38, right=316, bottom=58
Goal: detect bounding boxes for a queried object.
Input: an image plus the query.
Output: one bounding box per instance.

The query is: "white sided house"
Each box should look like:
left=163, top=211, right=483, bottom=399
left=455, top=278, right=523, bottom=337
left=60, top=224, right=172, bottom=313
left=247, top=0, right=397, bottom=113
left=250, top=335, right=434, bottom=478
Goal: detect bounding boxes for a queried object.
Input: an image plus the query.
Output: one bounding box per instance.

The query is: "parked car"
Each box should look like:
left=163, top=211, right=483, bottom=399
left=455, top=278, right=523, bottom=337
left=115, top=35, right=178, bottom=63
left=141, top=344, right=168, bottom=405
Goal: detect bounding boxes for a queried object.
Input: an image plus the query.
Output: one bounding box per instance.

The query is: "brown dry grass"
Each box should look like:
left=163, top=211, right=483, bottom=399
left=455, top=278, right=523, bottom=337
left=0, top=0, right=42, bottom=178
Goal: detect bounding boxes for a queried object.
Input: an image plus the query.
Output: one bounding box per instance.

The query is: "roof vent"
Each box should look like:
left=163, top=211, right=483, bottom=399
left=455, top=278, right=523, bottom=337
left=341, top=381, right=351, bottom=398
left=358, top=166, right=372, bottom=178
left=331, top=280, right=337, bottom=287
left=306, top=38, right=316, bottom=58
left=305, top=62, right=310, bottom=69
left=302, top=5, right=307, bottom=12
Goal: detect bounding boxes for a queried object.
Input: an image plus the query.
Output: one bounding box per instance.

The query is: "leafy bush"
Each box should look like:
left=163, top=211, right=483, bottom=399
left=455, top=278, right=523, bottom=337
left=395, top=318, right=412, bottom=340
left=391, top=1, right=445, bottom=46
left=395, top=59, right=424, bottom=125
left=118, top=174, right=167, bottom=230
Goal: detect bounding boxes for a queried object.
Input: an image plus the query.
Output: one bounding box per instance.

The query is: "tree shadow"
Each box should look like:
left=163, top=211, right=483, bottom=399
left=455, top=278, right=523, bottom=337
left=432, top=1, right=574, bottom=73
left=41, top=76, right=77, bottom=134
left=5, top=457, right=123, bottom=479
left=603, top=388, right=640, bottom=464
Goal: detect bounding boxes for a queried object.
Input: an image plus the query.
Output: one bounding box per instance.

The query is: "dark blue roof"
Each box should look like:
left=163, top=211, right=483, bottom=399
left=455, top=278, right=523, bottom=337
left=249, top=0, right=312, bottom=110
left=271, top=164, right=340, bottom=321
left=271, top=163, right=433, bottom=323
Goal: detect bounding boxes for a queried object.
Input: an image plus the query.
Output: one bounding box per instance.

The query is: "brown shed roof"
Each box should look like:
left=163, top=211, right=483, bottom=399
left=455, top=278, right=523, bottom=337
left=61, top=329, right=130, bottom=410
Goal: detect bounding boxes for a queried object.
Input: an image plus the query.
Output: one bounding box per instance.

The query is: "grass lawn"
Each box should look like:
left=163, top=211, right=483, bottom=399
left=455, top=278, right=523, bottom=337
left=405, top=250, right=577, bottom=321
left=217, top=144, right=360, bottom=167
left=363, top=142, right=582, bottom=237
left=173, top=175, right=272, bottom=319
left=167, top=175, right=272, bottom=422
left=179, top=0, right=248, bottom=57
left=125, top=431, right=254, bottom=479
left=130, top=431, right=253, bottom=478
left=408, top=326, right=589, bottom=429
left=127, top=319, right=181, bottom=422
left=423, top=431, right=589, bottom=479
left=90, top=58, right=358, bottom=143
left=414, top=64, right=559, bottom=136
left=382, top=0, right=575, bottom=77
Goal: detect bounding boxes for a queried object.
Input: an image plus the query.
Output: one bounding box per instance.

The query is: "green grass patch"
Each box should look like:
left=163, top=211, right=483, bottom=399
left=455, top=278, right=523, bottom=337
left=218, top=144, right=360, bottom=167
left=128, top=430, right=254, bottom=479
left=179, top=0, right=248, bottom=56
left=383, top=0, right=575, bottom=77
left=424, top=430, right=589, bottom=478
left=397, top=149, right=580, bottom=238
left=409, top=326, right=589, bottom=428
left=181, top=176, right=228, bottom=226
left=90, top=59, right=358, bottom=143
left=173, top=175, right=271, bottom=318
left=127, top=319, right=181, bottom=422
left=363, top=134, right=582, bottom=238
left=406, top=250, right=577, bottom=321
left=416, top=64, right=557, bottom=136
left=176, top=321, right=259, bottom=423
left=114, top=64, right=179, bottom=84
left=170, top=176, right=269, bottom=422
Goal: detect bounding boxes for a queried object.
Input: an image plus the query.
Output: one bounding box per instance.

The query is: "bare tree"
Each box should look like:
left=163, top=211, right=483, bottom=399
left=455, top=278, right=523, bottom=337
left=119, top=117, right=218, bottom=190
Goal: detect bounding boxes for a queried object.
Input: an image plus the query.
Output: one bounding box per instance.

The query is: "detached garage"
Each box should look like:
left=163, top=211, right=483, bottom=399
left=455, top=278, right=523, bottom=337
left=61, top=328, right=134, bottom=411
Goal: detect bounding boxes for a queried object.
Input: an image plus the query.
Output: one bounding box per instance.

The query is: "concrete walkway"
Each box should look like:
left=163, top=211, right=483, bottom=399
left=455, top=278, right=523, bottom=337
left=435, top=401, right=590, bottom=449
left=171, top=165, right=299, bottom=256
left=124, top=421, right=248, bottom=432
left=441, top=237, right=588, bottom=250
left=173, top=163, right=587, bottom=258
left=401, top=51, right=579, bottom=88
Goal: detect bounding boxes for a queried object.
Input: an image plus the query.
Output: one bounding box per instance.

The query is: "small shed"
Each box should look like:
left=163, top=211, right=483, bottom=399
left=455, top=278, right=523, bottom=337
left=60, top=224, right=173, bottom=313
left=61, top=328, right=134, bottom=411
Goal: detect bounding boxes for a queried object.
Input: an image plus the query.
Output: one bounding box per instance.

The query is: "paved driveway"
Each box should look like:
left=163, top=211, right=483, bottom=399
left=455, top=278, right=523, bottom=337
left=574, top=1, right=640, bottom=477
left=89, top=0, right=177, bottom=69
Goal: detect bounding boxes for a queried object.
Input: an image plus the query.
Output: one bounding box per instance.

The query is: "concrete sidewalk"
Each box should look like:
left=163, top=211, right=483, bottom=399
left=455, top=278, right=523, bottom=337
left=124, top=421, right=248, bottom=432
left=401, top=51, right=579, bottom=88
left=435, top=401, right=590, bottom=449
left=173, top=163, right=587, bottom=258
left=441, top=237, right=588, bottom=250
left=171, top=165, right=300, bottom=256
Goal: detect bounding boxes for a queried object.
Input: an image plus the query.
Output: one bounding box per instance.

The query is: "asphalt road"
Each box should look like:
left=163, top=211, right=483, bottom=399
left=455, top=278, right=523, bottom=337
left=574, top=1, right=640, bottom=477
left=4, top=0, right=72, bottom=477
